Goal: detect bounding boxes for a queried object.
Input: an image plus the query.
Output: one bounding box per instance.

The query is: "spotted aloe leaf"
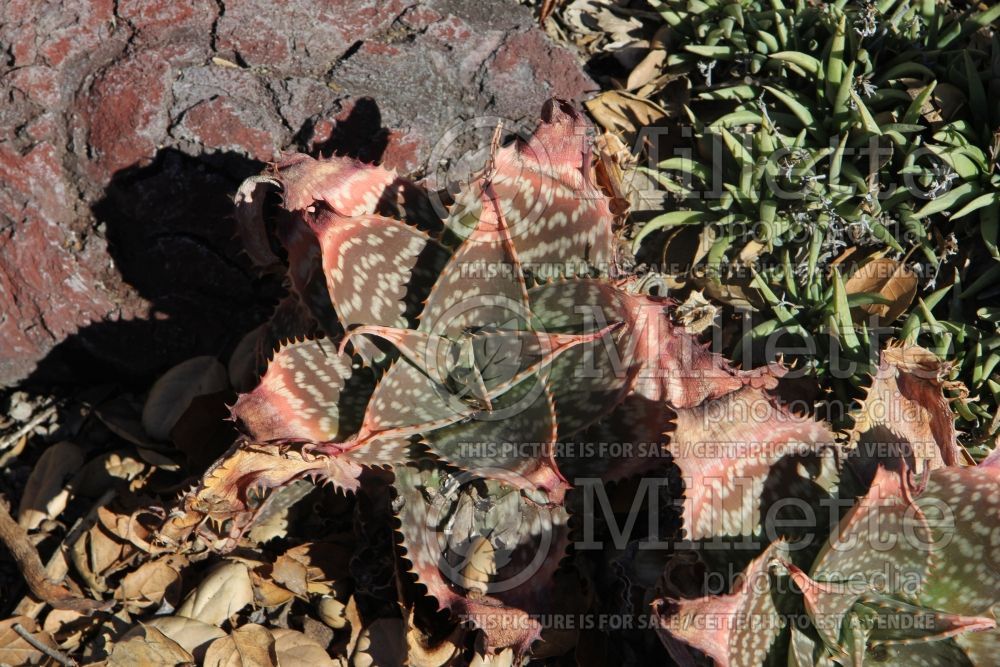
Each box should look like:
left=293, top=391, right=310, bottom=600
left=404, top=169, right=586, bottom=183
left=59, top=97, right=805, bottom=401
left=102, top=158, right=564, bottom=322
left=668, top=380, right=840, bottom=542
left=232, top=338, right=372, bottom=444
left=789, top=464, right=1000, bottom=666
left=651, top=540, right=793, bottom=667
left=446, top=100, right=620, bottom=278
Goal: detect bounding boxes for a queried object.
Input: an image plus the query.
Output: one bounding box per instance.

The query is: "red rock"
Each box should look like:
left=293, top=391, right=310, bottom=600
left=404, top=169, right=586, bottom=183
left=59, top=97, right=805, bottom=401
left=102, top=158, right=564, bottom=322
left=117, top=0, right=217, bottom=37
left=176, top=97, right=279, bottom=161
left=215, top=0, right=406, bottom=74
left=0, top=144, right=122, bottom=384
left=0, top=0, right=594, bottom=387
left=1, top=0, right=116, bottom=69
left=77, top=49, right=172, bottom=183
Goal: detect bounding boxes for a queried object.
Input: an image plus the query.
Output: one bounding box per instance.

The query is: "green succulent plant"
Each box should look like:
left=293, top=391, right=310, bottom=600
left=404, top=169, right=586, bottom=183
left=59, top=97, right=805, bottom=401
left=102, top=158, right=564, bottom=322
left=630, top=0, right=1000, bottom=447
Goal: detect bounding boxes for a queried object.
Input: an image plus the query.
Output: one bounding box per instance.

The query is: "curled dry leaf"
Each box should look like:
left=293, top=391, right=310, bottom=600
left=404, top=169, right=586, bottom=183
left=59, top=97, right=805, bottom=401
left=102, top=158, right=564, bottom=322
left=584, top=91, right=668, bottom=143
left=120, top=554, right=187, bottom=611
left=70, top=519, right=131, bottom=594
left=204, top=624, right=277, bottom=667
left=176, top=561, right=254, bottom=626
left=843, top=257, right=917, bottom=324
left=109, top=624, right=194, bottom=667
left=17, top=440, right=84, bottom=530
left=142, top=356, right=229, bottom=441
left=625, top=46, right=666, bottom=91
left=272, top=628, right=339, bottom=667
left=406, top=607, right=464, bottom=667
left=316, top=595, right=348, bottom=630
left=849, top=342, right=968, bottom=479
left=145, top=616, right=227, bottom=663
left=345, top=598, right=407, bottom=667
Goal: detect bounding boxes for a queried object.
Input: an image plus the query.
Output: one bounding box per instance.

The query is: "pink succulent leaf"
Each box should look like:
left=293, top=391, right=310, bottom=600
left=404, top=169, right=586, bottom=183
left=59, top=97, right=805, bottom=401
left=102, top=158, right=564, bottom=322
left=232, top=338, right=373, bottom=444
left=785, top=561, right=995, bottom=664
left=419, top=373, right=568, bottom=500
left=392, top=460, right=572, bottom=658
left=271, top=153, right=399, bottom=215
left=527, top=279, right=644, bottom=436
left=346, top=322, right=620, bottom=411
left=354, top=359, right=476, bottom=444
left=276, top=214, right=341, bottom=337
left=652, top=540, right=792, bottom=667
left=810, top=466, right=932, bottom=602
left=419, top=190, right=531, bottom=337
left=354, top=354, right=567, bottom=500
left=805, top=464, right=1000, bottom=664
left=448, top=100, right=618, bottom=278
left=848, top=343, right=969, bottom=484
left=313, top=214, right=447, bottom=334
left=669, top=384, right=840, bottom=542
left=244, top=295, right=321, bottom=386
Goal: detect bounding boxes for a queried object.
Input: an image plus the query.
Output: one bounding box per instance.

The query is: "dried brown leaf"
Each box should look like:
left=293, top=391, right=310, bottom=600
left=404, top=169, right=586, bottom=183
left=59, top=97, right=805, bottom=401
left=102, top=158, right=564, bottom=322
left=142, top=356, right=228, bottom=441
left=72, top=450, right=145, bottom=498
left=176, top=561, right=254, bottom=626
left=316, top=595, right=348, bottom=630
left=269, top=554, right=309, bottom=597
left=272, top=628, right=338, bottom=666
left=844, top=257, right=917, bottom=324
left=145, top=616, right=227, bottom=663
left=109, top=624, right=194, bottom=666
left=584, top=91, right=667, bottom=141
left=344, top=598, right=407, bottom=667
left=18, top=441, right=84, bottom=530
left=0, top=616, right=59, bottom=665
left=121, top=554, right=187, bottom=610
left=626, top=47, right=666, bottom=91
left=203, top=624, right=277, bottom=667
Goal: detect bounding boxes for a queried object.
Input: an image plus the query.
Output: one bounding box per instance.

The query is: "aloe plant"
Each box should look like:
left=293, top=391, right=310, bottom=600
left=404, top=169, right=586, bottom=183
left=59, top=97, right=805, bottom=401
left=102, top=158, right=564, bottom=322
left=654, top=342, right=999, bottom=666
left=157, top=100, right=842, bottom=658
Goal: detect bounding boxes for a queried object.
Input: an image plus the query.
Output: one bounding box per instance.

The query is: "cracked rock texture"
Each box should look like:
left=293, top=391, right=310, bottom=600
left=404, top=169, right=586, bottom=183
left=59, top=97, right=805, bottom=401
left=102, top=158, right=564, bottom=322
left=0, top=0, right=595, bottom=387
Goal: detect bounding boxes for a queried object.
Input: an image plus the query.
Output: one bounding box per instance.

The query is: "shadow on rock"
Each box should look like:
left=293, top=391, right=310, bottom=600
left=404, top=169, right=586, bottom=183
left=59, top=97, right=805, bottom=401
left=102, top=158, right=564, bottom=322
left=24, top=100, right=394, bottom=391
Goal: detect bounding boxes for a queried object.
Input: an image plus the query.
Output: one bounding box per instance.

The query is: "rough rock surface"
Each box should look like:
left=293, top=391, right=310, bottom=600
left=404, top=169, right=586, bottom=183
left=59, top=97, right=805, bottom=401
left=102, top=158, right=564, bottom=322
left=0, top=0, right=595, bottom=387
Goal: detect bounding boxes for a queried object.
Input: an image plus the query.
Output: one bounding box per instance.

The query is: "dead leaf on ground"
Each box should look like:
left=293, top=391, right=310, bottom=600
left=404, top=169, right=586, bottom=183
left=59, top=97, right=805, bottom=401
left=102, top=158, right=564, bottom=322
left=121, top=554, right=187, bottom=611
left=316, top=595, right=348, bottom=630
left=346, top=598, right=407, bottom=667
left=109, top=624, right=194, bottom=666
left=204, top=624, right=277, bottom=667
left=272, top=628, right=339, bottom=666
left=70, top=520, right=131, bottom=594
left=176, top=561, right=254, bottom=626
left=844, top=257, right=917, bottom=324
left=145, top=616, right=227, bottom=662
left=626, top=47, right=666, bottom=91
left=72, top=450, right=146, bottom=498
left=406, top=607, right=464, bottom=667
left=269, top=554, right=309, bottom=598
left=18, top=440, right=84, bottom=530
left=0, top=616, right=60, bottom=666
left=142, top=356, right=229, bottom=441
left=585, top=91, right=668, bottom=144
left=43, top=607, right=98, bottom=652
